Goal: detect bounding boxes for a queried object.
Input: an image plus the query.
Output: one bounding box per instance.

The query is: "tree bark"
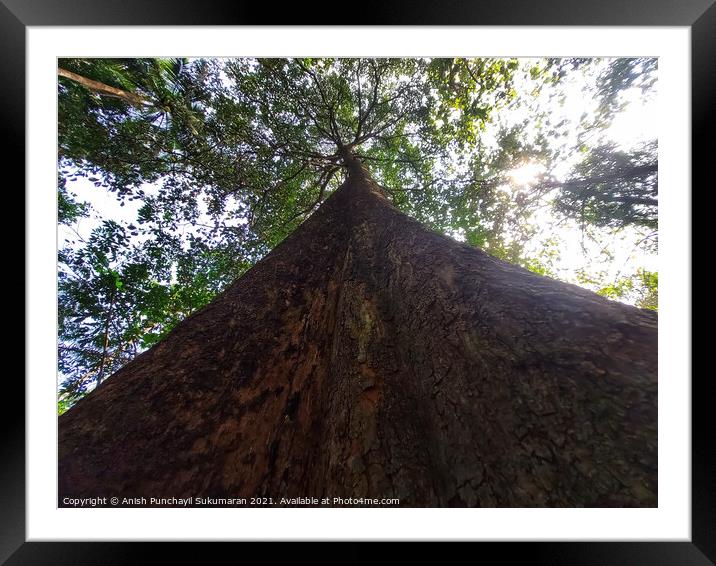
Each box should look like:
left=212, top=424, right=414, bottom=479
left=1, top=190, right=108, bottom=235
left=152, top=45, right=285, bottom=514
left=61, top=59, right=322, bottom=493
left=58, top=68, right=149, bottom=108
left=58, top=164, right=657, bottom=507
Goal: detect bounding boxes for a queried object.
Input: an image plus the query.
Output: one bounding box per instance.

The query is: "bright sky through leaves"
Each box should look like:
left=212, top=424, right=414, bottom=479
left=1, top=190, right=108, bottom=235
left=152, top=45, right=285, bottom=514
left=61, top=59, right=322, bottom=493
left=60, top=57, right=656, bottom=298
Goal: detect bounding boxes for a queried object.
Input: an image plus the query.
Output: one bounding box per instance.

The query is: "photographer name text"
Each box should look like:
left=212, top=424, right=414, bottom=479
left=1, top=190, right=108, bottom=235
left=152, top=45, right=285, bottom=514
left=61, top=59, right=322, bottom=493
left=61, top=496, right=400, bottom=507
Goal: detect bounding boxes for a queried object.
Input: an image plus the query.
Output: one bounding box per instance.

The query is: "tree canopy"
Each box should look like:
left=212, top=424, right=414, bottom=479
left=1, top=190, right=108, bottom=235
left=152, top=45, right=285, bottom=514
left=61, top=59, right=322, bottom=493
left=57, top=56, right=658, bottom=412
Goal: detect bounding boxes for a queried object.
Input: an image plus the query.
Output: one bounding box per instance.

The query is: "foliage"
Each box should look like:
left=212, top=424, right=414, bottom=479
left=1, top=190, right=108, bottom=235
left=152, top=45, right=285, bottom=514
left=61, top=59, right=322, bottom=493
left=554, top=141, right=657, bottom=230
left=597, top=269, right=658, bottom=311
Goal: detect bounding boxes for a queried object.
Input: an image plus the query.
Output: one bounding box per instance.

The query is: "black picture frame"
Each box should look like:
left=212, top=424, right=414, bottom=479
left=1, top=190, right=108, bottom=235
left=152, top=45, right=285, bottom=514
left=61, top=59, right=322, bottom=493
left=7, top=0, right=711, bottom=562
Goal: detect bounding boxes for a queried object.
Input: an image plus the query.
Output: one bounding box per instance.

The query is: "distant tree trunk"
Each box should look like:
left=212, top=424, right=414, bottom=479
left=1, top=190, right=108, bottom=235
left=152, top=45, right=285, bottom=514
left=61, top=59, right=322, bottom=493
left=96, top=288, right=116, bottom=387
left=58, top=159, right=657, bottom=507
left=57, top=68, right=149, bottom=108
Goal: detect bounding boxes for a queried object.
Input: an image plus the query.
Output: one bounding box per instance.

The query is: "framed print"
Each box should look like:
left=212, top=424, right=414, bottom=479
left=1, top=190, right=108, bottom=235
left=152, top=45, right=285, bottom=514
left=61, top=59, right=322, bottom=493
left=7, top=0, right=712, bottom=562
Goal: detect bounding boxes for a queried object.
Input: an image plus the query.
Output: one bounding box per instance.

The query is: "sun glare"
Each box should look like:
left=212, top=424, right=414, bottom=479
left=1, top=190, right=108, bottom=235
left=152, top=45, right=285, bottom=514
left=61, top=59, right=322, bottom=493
left=508, top=162, right=545, bottom=187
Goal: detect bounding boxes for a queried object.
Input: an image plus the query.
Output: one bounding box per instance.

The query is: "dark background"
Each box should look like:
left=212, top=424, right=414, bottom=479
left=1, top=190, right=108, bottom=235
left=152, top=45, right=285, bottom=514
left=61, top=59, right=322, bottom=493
left=5, top=0, right=712, bottom=563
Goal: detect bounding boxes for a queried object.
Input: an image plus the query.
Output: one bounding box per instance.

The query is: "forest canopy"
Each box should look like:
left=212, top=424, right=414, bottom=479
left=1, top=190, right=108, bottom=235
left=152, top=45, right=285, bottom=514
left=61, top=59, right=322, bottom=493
left=57, top=57, right=658, bottom=413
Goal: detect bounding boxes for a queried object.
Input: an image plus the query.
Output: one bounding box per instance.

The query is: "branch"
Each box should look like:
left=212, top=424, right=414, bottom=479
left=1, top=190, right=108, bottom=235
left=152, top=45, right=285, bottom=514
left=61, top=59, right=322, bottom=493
left=280, top=166, right=338, bottom=227
left=538, top=164, right=657, bottom=190
left=536, top=164, right=658, bottom=206
left=58, top=67, right=151, bottom=108
left=295, top=60, right=342, bottom=145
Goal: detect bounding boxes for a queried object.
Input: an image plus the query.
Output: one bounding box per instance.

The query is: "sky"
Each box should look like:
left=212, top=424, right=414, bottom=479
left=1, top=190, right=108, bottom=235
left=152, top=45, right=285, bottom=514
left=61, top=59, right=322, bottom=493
left=460, top=58, right=658, bottom=296
left=58, top=57, right=658, bottom=306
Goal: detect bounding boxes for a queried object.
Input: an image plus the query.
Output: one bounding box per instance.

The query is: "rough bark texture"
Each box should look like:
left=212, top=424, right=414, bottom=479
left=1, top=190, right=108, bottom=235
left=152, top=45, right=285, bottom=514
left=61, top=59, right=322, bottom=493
left=58, top=163, right=657, bottom=507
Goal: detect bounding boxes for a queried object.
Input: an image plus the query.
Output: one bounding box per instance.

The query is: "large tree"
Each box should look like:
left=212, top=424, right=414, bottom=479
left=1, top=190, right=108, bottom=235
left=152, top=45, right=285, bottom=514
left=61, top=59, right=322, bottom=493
left=58, top=57, right=657, bottom=506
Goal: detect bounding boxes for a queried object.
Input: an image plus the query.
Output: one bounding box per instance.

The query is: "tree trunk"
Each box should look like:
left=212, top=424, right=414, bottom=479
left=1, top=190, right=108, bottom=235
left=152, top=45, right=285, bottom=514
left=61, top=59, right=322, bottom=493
left=58, top=68, right=149, bottom=108
left=58, top=163, right=657, bottom=507
left=96, top=288, right=116, bottom=387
